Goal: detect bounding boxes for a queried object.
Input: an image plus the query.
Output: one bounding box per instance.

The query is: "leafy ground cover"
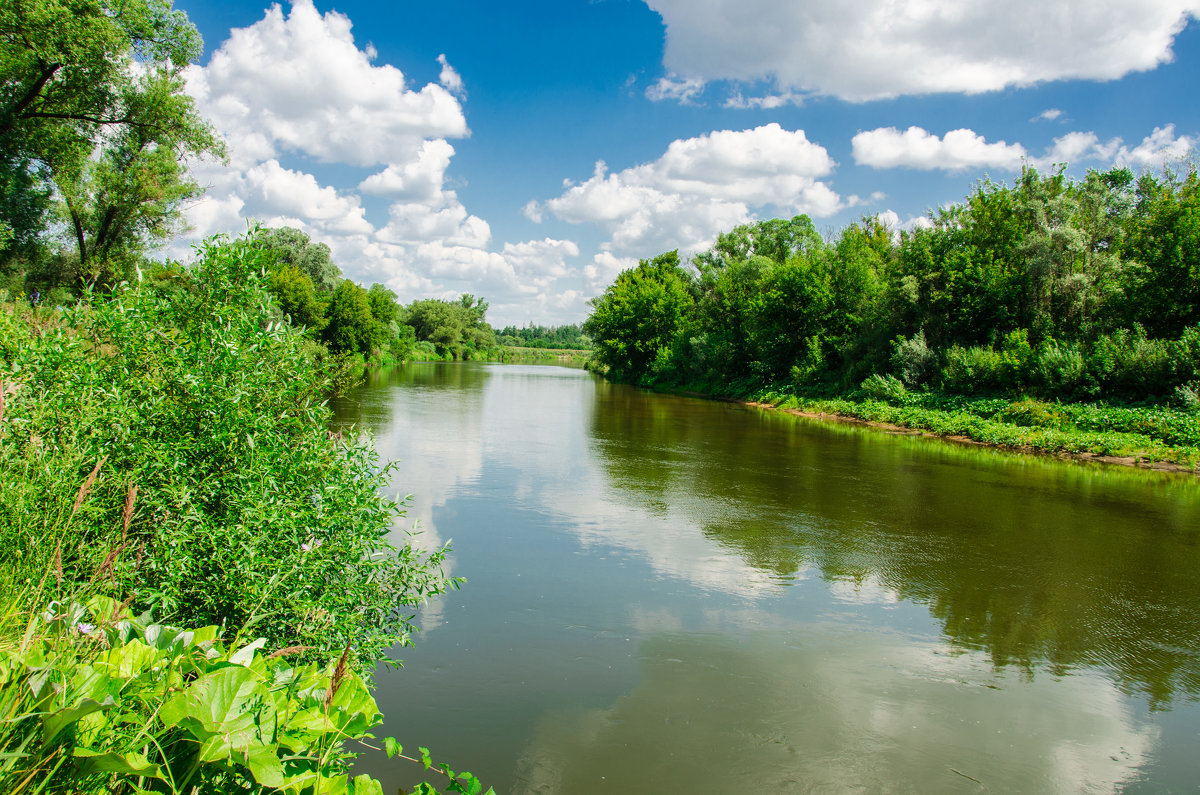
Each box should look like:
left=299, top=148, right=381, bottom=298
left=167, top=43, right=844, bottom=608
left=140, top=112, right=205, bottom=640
left=752, top=385, right=1200, bottom=469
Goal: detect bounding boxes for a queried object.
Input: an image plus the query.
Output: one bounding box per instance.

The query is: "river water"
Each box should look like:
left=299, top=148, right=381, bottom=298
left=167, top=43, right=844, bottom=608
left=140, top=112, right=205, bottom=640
left=332, top=361, right=1200, bottom=794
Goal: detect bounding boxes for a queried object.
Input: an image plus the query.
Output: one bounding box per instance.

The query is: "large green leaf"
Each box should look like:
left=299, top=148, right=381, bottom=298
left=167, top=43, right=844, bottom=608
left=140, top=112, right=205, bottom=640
left=41, top=695, right=115, bottom=746
left=348, top=774, right=384, bottom=795
left=160, top=665, right=276, bottom=750
left=241, top=740, right=285, bottom=787
left=72, top=747, right=163, bottom=779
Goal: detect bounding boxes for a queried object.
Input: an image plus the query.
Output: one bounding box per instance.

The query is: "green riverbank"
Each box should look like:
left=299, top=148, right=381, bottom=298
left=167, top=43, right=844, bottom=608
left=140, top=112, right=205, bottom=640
left=685, top=381, right=1200, bottom=474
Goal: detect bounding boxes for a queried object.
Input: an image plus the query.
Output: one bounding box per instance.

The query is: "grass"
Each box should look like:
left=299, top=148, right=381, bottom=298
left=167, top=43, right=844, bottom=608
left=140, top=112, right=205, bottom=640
left=753, top=389, right=1200, bottom=470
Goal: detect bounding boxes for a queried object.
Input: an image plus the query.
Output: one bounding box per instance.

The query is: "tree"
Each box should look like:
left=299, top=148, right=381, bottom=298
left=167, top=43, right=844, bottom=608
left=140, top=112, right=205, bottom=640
left=1121, top=167, right=1200, bottom=338
left=0, top=153, right=50, bottom=282
left=323, top=280, right=380, bottom=355
left=367, top=283, right=399, bottom=326
left=694, top=215, right=824, bottom=272
left=267, top=264, right=326, bottom=333
left=583, top=251, right=695, bottom=382
left=746, top=255, right=832, bottom=381
left=252, top=226, right=342, bottom=292
left=1, top=0, right=219, bottom=285
left=402, top=295, right=496, bottom=359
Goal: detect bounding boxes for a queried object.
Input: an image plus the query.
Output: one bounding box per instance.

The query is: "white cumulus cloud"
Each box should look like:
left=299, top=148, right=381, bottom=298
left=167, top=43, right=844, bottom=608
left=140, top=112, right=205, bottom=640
left=853, top=127, right=1028, bottom=171
left=185, top=0, right=466, bottom=168
left=644, top=0, right=1200, bottom=101
left=437, top=54, right=466, bottom=97
left=853, top=124, right=1197, bottom=172
left=533, top=124, right=846, bottom=258
left=177, top=0, right=587, bottom=326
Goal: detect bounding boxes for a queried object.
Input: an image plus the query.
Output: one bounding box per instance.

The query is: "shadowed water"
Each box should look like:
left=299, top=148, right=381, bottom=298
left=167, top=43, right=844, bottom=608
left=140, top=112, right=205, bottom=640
left=333, top=362, right=1200, bottom=793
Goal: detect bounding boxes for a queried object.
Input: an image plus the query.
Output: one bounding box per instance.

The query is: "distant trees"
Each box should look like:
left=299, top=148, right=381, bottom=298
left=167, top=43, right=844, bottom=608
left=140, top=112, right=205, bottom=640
left=402, top=293, right=496, bottom=360
left=586, top=165, right=1200, bottom=404
left=583, top=251, right=695, bottom=383
left=497, top=322, right=591, bottom=350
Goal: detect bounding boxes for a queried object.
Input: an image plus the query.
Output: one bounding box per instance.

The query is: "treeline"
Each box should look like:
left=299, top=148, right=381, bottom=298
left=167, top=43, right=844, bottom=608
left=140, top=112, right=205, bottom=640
left=497, top=322, right=591, bottom=350
left=250, top=227, right=499, bottom=363
left=585, top=166, right=1200, bottom=407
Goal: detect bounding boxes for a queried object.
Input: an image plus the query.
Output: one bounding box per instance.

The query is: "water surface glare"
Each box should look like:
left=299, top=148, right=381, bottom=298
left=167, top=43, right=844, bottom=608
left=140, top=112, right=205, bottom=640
left=332, top=362, right=1200, bottom=794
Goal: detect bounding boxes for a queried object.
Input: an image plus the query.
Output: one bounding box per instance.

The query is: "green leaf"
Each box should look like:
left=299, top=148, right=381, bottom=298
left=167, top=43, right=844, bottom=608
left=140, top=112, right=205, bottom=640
left=230, top=638, right=267, bottom=666
left=97, top=639, right=159, bottom=679
left=419, top=746, right=432, bottom=770
left=72, top=748, right=163, bottom=779
left=242, top=741, right=285, bottom=787
left=348, top=774, right=384, bottom=795
left=42, top=696, right=115, bottom=746
left=160, top=665, right=275, bottom=752
left=384, top=736, right=402, bottom=759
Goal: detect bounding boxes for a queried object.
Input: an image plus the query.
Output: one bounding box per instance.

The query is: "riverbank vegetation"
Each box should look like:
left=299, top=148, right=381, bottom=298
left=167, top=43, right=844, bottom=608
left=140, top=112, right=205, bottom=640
left=0, top=239, right=494, bottom=793
left=1, top=0, right=493, bottom=791
left=584, top=166, right=1200, bottom=468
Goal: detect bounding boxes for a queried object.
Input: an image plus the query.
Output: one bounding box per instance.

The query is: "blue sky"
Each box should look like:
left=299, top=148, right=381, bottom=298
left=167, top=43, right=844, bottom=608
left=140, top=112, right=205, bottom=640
left=173, top=0, right=1200, bottom=327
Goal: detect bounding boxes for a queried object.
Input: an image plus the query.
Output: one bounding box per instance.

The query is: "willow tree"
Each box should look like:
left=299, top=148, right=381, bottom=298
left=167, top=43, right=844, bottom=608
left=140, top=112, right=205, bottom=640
left=0, top=0, right=221, bottom=285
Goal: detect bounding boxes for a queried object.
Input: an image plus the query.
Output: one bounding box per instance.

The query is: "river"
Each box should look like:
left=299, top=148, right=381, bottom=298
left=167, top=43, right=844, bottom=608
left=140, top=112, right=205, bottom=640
left=332, top=361, right=1200, bottom=794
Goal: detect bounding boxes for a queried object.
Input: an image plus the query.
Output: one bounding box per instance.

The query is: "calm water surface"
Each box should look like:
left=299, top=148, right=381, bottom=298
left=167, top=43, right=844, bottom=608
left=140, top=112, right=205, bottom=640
left=332, top=362, right=1200, bottom=794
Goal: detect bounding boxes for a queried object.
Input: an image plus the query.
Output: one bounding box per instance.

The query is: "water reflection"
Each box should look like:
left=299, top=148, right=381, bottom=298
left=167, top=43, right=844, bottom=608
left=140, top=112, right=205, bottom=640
left=586, top=384, right=1200, bottom=705
left=338, top=363, right=1200, bottom=791
left=331, top=363, right=495, bottom=631
left=515, top=630, right=1157, bottom=794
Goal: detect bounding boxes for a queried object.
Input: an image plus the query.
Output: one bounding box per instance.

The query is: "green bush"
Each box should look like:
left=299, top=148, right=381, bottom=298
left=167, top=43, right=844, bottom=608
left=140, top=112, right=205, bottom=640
left=890, top=330, right=938, bottom=388
left=0, top=596, right=491, bottom=795
left=941, top=344, right=1006, bottom=394
left=1087, top=326, right=1174, bottom=398
left=996, top=399, right=1071, bottom=431
left=859, top=373, right=908, bottom=404
left=1033, top=342, right=1088, bottom=399
left=0, top=237, right=454, bottom=668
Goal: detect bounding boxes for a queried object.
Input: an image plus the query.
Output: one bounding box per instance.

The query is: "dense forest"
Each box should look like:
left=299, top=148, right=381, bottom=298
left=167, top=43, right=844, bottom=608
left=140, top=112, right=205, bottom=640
left=586, top=166, right=1200, bottom=407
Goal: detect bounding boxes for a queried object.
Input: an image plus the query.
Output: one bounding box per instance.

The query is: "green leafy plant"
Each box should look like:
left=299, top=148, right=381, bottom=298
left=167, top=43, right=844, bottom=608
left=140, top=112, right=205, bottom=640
left=0, top=596, right=492, bottom=794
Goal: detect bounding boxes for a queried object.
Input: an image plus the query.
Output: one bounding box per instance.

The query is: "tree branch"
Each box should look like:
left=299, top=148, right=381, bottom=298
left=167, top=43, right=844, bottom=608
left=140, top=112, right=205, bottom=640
left=0, top=63, right=62, bottom=135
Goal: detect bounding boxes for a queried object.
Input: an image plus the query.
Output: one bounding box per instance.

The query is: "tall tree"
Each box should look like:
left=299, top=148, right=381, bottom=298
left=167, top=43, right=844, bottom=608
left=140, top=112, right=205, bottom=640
left=252, top=226, right=342, bottom=292
left=1, top=0, right=219, bottom=284
left=584, top=251, right=695, bottom=382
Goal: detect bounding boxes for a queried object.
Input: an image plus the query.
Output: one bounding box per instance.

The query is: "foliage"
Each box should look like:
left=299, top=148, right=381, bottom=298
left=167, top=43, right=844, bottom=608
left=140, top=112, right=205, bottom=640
left=267, top=264, right=327, bottom=333
left=251, top=227, right=342, bottom=293
left=402, top=294, right=497, bottom=360
left=588, top=165, right=1200, bottom=409
left=583, top=251, right=695, bottom=383
left=324, top=280, right=381, bottom=355
left=1, top=0, right=221, bottom=284
left=0, top=596, right=492, bottom=795
left=0, top=236, right=455, bottom=668
left=496, top=322, right=591, bottom=350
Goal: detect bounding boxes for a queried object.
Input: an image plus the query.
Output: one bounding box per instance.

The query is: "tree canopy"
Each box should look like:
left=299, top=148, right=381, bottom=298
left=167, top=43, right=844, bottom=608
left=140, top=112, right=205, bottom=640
left=1, top=0, right=220, bottom=286
left=586, top=166, right=1200, bottom=404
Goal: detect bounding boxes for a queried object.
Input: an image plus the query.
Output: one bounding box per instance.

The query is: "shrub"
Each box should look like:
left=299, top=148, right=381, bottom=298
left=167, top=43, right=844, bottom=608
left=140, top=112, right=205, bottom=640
left=1087, top=326, right=1174, bottom=397
left=941, top=344, right=1006, bottom=394
left=1033, top=342, right=1088, bottom=399
left=0, top=596, right=491, bottom=795
left=859, top=373, right=909, bottom=404
left=1174, top=382, right=1200, bottom=413
left=891, top=330, right=938, bottom=388
left=997, top=399, right=1071, bottom=431
left=0, top=237, right=454, bottom=668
